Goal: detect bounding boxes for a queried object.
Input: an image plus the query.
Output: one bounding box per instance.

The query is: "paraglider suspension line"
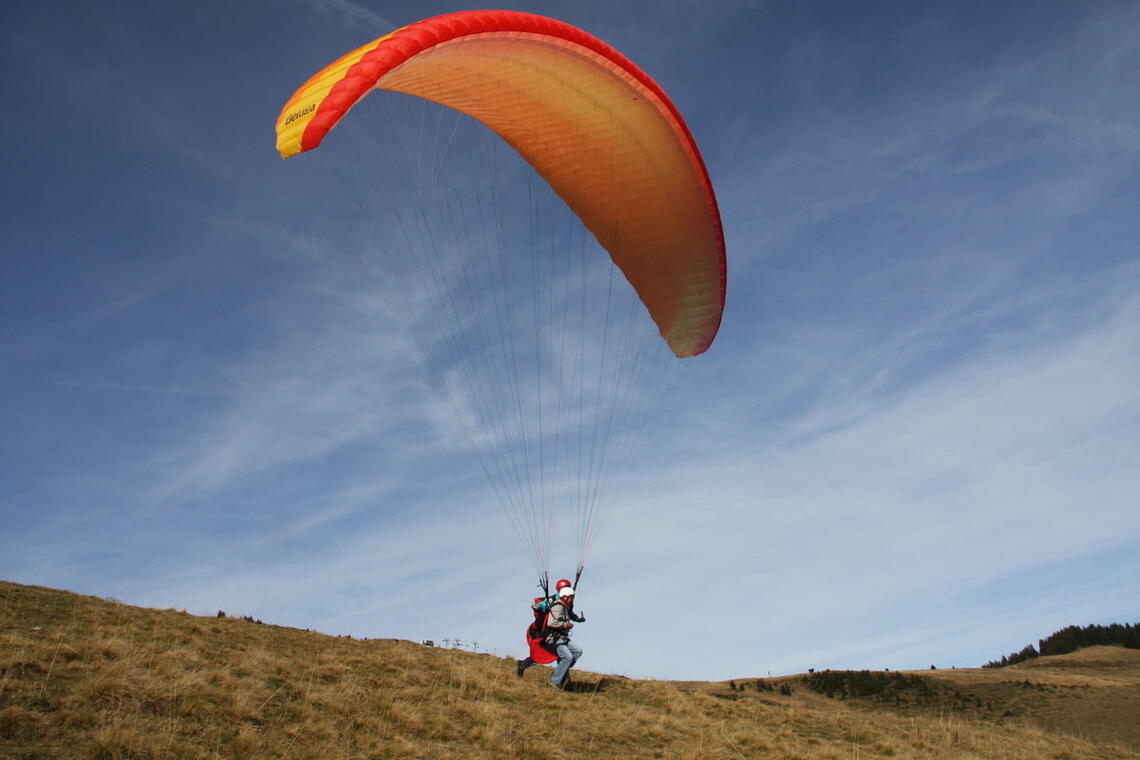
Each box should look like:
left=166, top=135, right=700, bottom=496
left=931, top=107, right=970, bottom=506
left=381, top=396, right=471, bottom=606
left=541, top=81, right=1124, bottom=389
left=538, top=570, right=550, bottom=599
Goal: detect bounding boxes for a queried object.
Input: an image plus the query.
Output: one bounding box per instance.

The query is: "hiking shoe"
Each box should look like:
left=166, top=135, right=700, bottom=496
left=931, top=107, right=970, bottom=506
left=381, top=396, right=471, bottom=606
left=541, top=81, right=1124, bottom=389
left=516, top=660, right=525, bottom=678
left=549, top=680, right=565, bottom=691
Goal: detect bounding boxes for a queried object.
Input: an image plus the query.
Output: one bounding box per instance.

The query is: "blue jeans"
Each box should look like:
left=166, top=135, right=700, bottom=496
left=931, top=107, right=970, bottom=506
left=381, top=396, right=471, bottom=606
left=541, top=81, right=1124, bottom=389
left=552, top=641, right=582, bottom=686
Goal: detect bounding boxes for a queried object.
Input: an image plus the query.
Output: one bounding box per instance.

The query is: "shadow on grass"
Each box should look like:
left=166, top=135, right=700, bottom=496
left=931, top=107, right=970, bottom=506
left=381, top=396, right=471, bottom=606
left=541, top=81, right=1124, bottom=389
left=560, top=676, right=612, bottom=694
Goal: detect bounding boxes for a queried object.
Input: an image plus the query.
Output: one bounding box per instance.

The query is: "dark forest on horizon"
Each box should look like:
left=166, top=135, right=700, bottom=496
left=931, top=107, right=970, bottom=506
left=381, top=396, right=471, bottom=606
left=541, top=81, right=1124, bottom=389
left=983, top=622, right=1140, bottom=668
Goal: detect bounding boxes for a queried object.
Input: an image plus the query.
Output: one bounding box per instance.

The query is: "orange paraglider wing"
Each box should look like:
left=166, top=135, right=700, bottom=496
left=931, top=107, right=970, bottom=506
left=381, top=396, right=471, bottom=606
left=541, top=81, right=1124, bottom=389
left=276, top=10, right=725, bottom=357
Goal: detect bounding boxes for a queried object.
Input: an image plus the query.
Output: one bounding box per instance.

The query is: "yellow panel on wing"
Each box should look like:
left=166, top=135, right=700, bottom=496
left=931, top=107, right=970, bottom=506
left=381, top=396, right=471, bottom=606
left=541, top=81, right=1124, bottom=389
left=275, top=33, right=399, bottom=158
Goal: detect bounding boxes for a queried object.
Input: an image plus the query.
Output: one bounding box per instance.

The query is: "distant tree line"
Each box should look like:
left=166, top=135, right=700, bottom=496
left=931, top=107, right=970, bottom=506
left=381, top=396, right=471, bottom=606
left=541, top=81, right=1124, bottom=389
left=982, top=622, right=1140, bottom=668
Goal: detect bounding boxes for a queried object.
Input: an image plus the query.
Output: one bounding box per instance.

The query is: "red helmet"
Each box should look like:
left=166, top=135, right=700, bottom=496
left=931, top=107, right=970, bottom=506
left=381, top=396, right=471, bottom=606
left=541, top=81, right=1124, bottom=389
left=555, top=579, right=572, bottom=591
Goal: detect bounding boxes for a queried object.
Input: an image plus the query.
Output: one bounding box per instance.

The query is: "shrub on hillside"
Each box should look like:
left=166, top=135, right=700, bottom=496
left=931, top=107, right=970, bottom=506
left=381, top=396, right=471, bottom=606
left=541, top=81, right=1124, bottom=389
left=804, top=670, right=934, bottom=700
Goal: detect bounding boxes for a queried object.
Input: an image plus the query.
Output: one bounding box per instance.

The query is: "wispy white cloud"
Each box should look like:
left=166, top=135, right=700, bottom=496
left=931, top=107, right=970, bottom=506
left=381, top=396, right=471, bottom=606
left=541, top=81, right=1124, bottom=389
left=590, top=278, right=1140, bottom=677
left=94, top=267, right=1138, bottom=679
left=294, top=0, right=396, bottom=32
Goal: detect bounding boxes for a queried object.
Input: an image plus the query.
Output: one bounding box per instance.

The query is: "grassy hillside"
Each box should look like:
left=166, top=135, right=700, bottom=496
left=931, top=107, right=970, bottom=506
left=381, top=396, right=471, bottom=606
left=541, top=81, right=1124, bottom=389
left=2, top=580, right=1136, bottom=760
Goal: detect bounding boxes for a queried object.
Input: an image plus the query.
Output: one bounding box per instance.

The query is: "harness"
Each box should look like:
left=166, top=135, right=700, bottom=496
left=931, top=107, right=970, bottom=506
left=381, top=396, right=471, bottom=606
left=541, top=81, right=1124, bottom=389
left=539, top=600, right=574, bottom=648
left=529, top=569, right=582, bottom=653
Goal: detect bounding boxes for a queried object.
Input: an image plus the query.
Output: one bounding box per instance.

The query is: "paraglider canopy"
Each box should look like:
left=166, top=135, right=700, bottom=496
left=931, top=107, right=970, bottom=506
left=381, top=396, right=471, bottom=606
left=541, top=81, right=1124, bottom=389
left=277, top=9, right=725, bottom=358
left=276, top=10, right=725, bottom=586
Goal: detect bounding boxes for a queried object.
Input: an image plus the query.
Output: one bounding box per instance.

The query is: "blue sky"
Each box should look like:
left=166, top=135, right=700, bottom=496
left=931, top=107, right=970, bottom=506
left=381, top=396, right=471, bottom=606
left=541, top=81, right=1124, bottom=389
left=3, top=0, right=1139, bottom=681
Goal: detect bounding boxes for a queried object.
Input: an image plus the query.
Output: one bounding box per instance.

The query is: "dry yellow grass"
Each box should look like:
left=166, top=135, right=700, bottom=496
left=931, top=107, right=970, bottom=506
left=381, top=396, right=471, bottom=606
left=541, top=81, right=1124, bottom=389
left=1, top=579, right=1135, bottom=759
